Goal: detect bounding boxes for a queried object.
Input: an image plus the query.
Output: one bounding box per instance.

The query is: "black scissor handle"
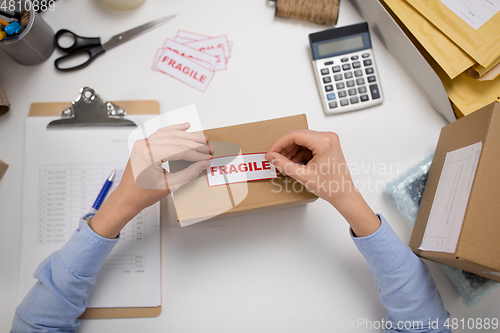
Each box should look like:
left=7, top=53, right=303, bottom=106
left=54, top=45, right=106, bottom=72
left=54, top=29, right=102, bottom=53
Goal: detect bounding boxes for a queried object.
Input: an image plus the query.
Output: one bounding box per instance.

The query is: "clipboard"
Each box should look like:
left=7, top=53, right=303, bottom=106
left=24, top=88, right=162, bottom=319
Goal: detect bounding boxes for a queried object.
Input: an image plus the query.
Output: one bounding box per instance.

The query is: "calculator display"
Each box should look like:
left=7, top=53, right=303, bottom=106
left=318, top=35, right=364, bottom=57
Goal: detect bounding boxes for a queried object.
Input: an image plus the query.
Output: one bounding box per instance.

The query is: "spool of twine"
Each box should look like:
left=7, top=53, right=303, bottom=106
left=274, top=0, right=340, bottom=25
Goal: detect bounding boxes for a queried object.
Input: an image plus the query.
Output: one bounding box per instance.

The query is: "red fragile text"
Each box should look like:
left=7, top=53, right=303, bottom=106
left=165, top=47, right=203, bottom=65
left=199, top=43, right=224, bottom=52
left=210, top=161, right=272, bottom=176
left=161, top=56, right=207, bottom=83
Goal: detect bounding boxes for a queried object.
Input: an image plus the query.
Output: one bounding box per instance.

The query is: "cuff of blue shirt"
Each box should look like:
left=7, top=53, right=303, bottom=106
left=58, top=219, right=119, bottom=276
left=350, top=214, right=412, bottom=276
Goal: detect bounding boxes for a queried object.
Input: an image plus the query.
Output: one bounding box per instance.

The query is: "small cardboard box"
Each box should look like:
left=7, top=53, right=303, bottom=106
left=410, top=101, right=500, bottom=282
left=0, top=159, right=8, bottom=179
left=171, top=114, right=318, bottom=226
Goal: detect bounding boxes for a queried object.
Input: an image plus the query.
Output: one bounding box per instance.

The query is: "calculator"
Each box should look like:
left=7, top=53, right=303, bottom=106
left=309, top=22, right=383, bottom=114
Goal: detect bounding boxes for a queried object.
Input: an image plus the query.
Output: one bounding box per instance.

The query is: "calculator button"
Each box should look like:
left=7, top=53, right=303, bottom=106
left=327, top=93, right=336, bottom=100
left=340, top=99, right=349, bottom=106
left=358, top=86, right=367, bottom=94
left=325, top=85, right=333, bottom=92
left=346, top=80, right=355, bottom=87
left=336, top=82, right=345, bottom=89
left=363, top=59, right=372, bottom=66
left=344, top=72, right=353, bottom=79
left=365, top=67, right=374, bottom=74
left=324, top=61, right=333, bottom=66
left=362, top=53, right=370, bottom=58
left=321, top=68, right=329, bottom=75
left=352, top=61, right=361, bottom=68
left=341, top=57, right=349, bottom=62
left=323, top=76, right=332, bottom=83
left=360, top=94, right=369, bottom=102
left=328, top=101, right=338, bottom=109
left=367, top=75, right=376, bottom=83
left=348, top=88, right=357, bottom=96
left=354, top=70, right=363, bottom=77
left=356, top=78, right=365, bottom=85
left=334, top=74, right=343, bottom=81
left=342, top=64, right=351, bottom=70
left=338, top=90, right=347, bottom=98
left=369, top=84, right=381, bottom=99
left=350, top=96, right=359, bottom=104
left=351, top=55, right=359, bottom=60
left=332, top=65, right=341, bottom=73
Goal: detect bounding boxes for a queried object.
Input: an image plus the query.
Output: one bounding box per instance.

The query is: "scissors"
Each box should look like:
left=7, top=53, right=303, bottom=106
left=54, top=14, right=176, bottom=72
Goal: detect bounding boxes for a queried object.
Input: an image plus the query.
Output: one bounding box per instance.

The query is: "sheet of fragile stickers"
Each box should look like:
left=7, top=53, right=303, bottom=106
left=152, top=30, right=233, bottom=92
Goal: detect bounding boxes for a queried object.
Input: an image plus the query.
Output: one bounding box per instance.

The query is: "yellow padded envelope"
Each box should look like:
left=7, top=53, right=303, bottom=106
left=405, top=0, right=500, bottom=68
left=382, top=0, right=474, bottom=79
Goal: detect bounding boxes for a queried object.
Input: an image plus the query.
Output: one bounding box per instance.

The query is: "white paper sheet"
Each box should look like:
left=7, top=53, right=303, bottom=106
left=440, top=0, right=500, bottom=30
left=419, top=142, right=482, bottom=253
left=19, top=115, right=161, bottom=308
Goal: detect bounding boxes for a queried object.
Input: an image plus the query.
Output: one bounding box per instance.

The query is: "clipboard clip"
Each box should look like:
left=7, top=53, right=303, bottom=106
left=47, top=87, right=137, bottom=129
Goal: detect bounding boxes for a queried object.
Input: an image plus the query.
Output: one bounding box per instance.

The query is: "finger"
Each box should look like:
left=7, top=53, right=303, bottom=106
left=152, top=129, right=207, bottom=145
left=291, top=149, right=313, bottom=164
left=151, top=137, right=209, bottom=151
left=157, top=122, right=191, bottom=132
left=286, top=144, right=301, bottom=159
left=167, top=160, right=211, bottom=192
left=266, top=152, right=306, bottom=182
left=269, top=130, right=320, bottom=155
left=169, top=149, right=212, bottom=162
left=162, top=129, right=207, bottom=144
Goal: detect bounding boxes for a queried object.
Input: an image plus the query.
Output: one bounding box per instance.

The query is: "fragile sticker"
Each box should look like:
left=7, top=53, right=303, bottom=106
left=162, top=39, right=218, bottom=71
left=185, top=36, right=231, bottom=59
left=155, top=48, right=214, bottom=92
left=207, top=153, right=277, bottom=187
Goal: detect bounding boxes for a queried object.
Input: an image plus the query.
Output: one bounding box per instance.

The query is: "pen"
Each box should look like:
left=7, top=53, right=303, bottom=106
left=88, top=170, right=116, bottom=215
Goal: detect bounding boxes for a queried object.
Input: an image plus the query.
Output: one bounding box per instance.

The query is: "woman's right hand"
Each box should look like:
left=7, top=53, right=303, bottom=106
left=265, top=130, right=380, bottom=237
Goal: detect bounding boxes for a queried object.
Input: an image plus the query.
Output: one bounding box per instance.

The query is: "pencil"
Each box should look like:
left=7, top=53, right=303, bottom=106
left=0, top=18, right=9, bottom=26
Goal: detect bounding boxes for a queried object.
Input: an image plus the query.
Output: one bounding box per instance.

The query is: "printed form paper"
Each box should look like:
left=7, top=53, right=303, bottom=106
left=419, top=142, right=482, bottom=253
left=440, top=0, right=500, bottom=30
left=20, top=116, right=161, bottom=308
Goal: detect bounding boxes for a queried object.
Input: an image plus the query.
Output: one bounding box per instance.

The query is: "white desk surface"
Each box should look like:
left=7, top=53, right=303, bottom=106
left=0, top=0, right=498, bottom=331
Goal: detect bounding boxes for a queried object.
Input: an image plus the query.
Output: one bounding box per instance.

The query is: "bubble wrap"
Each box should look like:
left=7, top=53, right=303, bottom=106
left=386, top=156, right=499, bottom=307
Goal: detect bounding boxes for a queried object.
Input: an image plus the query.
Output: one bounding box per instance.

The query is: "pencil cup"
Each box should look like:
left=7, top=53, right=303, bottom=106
left=0, top=2, right=55, bottom=65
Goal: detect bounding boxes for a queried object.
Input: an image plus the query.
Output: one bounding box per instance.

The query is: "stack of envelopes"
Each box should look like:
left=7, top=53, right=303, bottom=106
left=381, top=0, right=500, bottom=118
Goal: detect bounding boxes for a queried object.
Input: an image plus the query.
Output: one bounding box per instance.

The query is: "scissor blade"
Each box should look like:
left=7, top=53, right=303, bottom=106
left=103, top=14, right=176, bottom=51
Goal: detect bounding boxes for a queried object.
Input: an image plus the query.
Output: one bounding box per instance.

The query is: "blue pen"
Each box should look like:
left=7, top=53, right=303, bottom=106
left=88, top=170, right=116, bottom=215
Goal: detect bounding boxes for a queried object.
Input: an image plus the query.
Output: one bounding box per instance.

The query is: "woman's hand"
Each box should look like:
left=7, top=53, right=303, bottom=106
left=89, top=123, right=212, bottom=238
left=266, top=130, right=380, bottom=237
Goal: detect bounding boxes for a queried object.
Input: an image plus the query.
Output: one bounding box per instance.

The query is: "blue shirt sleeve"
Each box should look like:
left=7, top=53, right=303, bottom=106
left=351, top=214, right=451, bottom=333
left=11, top=220, right=118, bottom=333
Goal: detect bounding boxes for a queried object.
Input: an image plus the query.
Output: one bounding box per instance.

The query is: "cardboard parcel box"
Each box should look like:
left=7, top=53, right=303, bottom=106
left=410, top=102, right=500, bottom=282
left=171, top=114, right=318, bottom=226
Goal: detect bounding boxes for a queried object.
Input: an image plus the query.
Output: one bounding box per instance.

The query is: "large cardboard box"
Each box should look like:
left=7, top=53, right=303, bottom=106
left=0, top=159, right=8, bottom=179
left=410, top=102, right=500, bottom=282
left=171, top=114, right=318, bottom=226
